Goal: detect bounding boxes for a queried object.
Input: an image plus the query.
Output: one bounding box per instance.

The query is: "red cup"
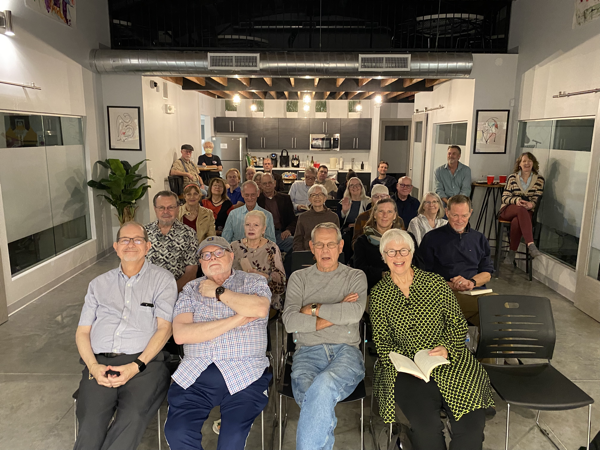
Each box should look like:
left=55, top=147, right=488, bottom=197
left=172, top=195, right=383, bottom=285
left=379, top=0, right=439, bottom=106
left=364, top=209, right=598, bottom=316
left=314, top=163, right=320, bottom=168
left=499, top=175, right=507, bottom=184
left=487, top=175, right=495, bottom=184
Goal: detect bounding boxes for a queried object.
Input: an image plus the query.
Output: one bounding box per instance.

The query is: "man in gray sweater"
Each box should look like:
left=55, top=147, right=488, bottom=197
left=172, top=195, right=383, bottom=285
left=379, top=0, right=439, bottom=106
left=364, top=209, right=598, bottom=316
left=282, top=222, right=367, bottom=450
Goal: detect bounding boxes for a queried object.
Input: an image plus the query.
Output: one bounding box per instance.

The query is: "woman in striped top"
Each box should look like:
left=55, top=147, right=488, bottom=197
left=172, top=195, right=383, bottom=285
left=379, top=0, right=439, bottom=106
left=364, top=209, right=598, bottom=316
left=499, top=152, right=545, bottom=264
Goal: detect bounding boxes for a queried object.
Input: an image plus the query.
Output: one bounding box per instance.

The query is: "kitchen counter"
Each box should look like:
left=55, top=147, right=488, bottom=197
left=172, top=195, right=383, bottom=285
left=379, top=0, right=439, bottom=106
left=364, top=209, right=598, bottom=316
left=271, top=167, right=371, bottom=173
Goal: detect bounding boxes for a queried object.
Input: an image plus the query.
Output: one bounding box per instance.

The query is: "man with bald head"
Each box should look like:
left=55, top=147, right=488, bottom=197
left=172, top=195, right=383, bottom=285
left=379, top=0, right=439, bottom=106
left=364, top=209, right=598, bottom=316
left=258, top=172, right=296, bottom=254
left=74, top=221, right=177, bottom=450
left=394, top=176, right=420, bottom=228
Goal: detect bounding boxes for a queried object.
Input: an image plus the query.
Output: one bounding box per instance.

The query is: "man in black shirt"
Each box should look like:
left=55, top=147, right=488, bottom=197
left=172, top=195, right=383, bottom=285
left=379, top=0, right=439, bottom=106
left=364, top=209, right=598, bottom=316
left=370, top=161, right=397, bottom=194
left=394, top=176, right=420, bottom=228
left=197, top=141, right=223, bottom=184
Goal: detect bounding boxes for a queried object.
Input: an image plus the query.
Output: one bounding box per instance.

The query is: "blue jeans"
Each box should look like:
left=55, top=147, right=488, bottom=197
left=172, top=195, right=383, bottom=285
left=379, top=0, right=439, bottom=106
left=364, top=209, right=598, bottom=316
left=275, top=229, right=294, bottom=254
left=291, top=344, right=365, bottom=450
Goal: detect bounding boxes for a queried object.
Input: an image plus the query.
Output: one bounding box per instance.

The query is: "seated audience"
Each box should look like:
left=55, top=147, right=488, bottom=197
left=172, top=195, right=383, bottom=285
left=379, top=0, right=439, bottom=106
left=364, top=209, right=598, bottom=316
left=352, top=184, right=403, bottom=247
left=231, top=210, right=286, bottom=310
left=434, top=145, right=472, bottom=205
left=499, top=152, right=545, bottom=263
left=395, top=176, right=420, bottom=227
left=336, top=169, right=357, bottom=200
left=197, top=141, right=223, bottom=184
left=370, top=228, right=494, bottom=450
left=354, top=198, right=403, bottom=291
left=169, top=144, right=207, bottom=196
left=257, top=173, right=296, bottom=254
left=262, top=158, right=285, bottom=191
left=407, top=191, right=448, bottom=245
left=145, top=191, right=198, bottom=292
left=74, top=222, right=176, bottom=450
left=370, top=161, right=397, bottom=193
left=245, top=166, right=257, bottom=182
left=289, top=166, right=318, bottom=213
left=177, top=184, right=216, bottom=242
left=339, top=177, right=371, bottom=263
left=293, top=184, right=340, bottom=251
left=225, top=168, right=245, bottom=209
left=222, top=181, right=276, bottom=243
left=202, top=177, right=233, bottom=235
left=316, top=165, right=338, bottom=198
left=415, top=195, right=494, bottom=326
left=164, top=236, right=271, bottom=450
left=282, top=222, right=367, bottom=450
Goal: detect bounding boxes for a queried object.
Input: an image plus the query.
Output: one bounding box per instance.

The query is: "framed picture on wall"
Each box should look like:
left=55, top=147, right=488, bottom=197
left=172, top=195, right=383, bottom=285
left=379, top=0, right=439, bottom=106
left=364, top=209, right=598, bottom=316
left=107, top=106, right=142, bottom=151
left=473, top=109, right=510, bottom=154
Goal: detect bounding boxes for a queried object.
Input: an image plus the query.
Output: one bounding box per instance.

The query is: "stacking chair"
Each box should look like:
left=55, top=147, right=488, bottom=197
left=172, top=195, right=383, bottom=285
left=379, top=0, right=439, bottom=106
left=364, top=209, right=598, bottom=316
left=477, top=295, right=594, bottom=450
left=278, top=322, right=367, bottom=450
left=325, top=199, right=339, bottom=212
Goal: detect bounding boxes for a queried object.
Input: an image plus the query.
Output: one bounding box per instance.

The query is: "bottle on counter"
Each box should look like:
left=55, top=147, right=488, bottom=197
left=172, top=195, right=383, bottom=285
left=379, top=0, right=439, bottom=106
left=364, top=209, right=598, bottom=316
left=311, top=155, right=314, bottom=165
left=361, top=161, right=364, bottom=170
left=339, top=158, right=344, bottom=170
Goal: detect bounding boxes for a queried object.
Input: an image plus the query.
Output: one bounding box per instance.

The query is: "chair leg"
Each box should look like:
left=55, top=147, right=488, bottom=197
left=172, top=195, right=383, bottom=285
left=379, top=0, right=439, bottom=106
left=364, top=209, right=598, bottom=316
left=587, top=404, right=592, bottom=450
left=505, top=403, right=510, bottom=450
left=261, top=410, right=264, bottom=450
left=389, top=423, right=392, bottom=444
left=157, top=408, right=162, bottom=450
left=494, top=223, right=504, bottom=278
left=74, top=399, right=78, bottom=442
left=360, top=398, right=364, bottom=450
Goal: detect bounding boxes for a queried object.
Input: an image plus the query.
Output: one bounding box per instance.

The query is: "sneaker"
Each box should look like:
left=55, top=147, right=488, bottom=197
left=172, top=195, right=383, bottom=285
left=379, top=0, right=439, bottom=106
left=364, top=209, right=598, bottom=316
left=528, top=243, right=542, bottom=259
left=212, top=419, right=221, bottom=435
left=503, top=250, right=515, bottom=265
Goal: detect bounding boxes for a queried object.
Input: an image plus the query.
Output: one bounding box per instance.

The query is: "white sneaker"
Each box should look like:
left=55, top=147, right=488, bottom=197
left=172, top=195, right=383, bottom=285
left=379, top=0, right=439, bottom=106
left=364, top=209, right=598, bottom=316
left=212, top=419, right=221, bottom=435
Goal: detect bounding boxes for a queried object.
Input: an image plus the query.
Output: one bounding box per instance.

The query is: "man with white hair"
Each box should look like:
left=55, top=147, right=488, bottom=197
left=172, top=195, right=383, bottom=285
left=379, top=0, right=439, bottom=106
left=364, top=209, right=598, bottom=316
left=257, top=172, right=296, bottom=254
left=283, top=222, right=367, bottom=450
left=164, top=236, right=271, bottom=450
left=289, top=166, right=318, bottom=213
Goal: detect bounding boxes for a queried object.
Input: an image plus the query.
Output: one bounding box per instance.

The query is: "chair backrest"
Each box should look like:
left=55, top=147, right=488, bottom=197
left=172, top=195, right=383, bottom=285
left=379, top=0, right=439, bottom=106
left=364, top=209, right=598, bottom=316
left=290, top=250, right=345, bottom=273
left=168, top=175, right=184, bottom=196
left=325, top=199, right=339, bottom=212
left=476, top=295, right=556, bottom=360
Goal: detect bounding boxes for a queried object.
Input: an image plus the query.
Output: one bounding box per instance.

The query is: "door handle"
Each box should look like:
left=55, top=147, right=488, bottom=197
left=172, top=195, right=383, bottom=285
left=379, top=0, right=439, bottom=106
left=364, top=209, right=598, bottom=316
left=325, top=122, right=328, bottom=133
left=356, top=138, right=359, bottom=148
left=232, top=121, right=235, bottom=132
left=229, top=121, right=232, bottom=132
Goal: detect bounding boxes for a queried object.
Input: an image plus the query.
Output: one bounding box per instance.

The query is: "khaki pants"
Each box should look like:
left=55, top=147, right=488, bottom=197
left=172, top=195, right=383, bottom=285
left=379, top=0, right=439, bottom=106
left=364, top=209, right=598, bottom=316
left=453, top=291, right=498, bottom=328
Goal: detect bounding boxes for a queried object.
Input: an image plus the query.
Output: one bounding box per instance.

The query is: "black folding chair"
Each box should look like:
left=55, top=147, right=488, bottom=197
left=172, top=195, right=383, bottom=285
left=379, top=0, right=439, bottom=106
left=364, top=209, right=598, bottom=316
left=325, top=199, right=339, bottom=212
left=477, top=295, right=594, bottom=450
left=168, top=175, right=184, bottom=196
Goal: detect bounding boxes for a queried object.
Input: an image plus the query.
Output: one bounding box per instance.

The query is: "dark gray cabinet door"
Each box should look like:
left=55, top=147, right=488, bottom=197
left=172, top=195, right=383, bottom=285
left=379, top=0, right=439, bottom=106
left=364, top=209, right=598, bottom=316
left=355, top=119, right=372, bottom=149
left=295, top=119, right=310, bottom=150
left=310, top=118, right=326, bottom=134
left=309, top=118, right=340, bottom=134
left=278, top=119, right=296, bottom=149
left=324, top=119, right=340, bottom=134
left=214, top=117, right=231, bottom=133
left=340, top=118, right=372, bottom=149
left=230, top=118, right=247, bottom=134
left=246, top=119, right=263, bottom=149
left=263, top=119, right=280, bottom=149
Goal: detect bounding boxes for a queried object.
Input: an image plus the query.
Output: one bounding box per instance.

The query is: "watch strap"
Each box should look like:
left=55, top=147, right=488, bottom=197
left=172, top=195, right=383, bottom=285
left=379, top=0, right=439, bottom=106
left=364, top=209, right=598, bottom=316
left=311, top=303, right=318, bottom=317
left=133, top=358, right=146, bottom=373
left=469, top=278, right=477, bottom=287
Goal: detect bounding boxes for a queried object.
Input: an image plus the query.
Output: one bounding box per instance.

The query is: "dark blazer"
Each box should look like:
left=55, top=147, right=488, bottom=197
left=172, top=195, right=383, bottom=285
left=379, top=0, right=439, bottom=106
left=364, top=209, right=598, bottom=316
left=258, top=192, right=297, bottom=235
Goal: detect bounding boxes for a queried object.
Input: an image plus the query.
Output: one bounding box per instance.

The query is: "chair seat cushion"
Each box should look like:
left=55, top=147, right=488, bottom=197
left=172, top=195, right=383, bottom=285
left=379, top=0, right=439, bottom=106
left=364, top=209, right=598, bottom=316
left=484, top=363, right=594, bottom=411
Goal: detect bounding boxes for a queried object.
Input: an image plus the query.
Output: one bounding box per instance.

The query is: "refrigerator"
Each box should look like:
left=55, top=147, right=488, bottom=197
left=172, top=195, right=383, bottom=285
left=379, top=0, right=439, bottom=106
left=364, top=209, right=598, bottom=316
left=210, top=136, right=246, bottom=178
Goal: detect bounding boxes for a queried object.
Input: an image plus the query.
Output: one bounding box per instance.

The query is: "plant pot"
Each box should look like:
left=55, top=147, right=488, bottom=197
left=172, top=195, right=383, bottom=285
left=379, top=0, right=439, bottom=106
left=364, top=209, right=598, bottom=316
left=252, top=112, right=264, bottom=118
left=225, top=111, right=238, bottom=117
left=349, top=112, right=362, bottom=118
left=315, top=112, right=327, bottom=118
left=286, top=112, right=299, bottom=118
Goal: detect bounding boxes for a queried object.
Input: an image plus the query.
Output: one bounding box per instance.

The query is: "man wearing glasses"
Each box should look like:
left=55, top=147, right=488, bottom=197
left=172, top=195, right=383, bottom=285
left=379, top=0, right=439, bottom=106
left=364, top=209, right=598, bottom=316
left=283, top=222, right=367, bottom=450
left=169, top=144, right=207, bottom=196
left=164, top=236, right=272, bottom=450
left=145, top=191, right=199, bottom=292
left=395, top=176, right=421, bottom=229
left=74, top=221, right=176, bottom=450
left=289, top=166, right=318, bottom=213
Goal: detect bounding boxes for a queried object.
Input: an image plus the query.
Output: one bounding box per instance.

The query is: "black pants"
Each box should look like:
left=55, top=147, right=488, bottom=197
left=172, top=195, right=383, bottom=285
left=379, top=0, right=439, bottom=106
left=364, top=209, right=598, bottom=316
left=74, top=352, right=170, bottom=450
left=394, top=372, right=486, bottom=450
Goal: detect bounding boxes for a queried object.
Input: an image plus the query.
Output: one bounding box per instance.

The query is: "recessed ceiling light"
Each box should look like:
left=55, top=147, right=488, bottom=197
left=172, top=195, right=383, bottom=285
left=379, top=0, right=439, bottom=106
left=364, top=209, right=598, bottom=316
left=233, top=94, right=241, bottom=104
left=355, top=103, right=363, bottom=111
left=303, top=104, right=310, bottom=112
left=375, top=95, right=383, bottom=104
left=250, top=103, right=257, bottom=111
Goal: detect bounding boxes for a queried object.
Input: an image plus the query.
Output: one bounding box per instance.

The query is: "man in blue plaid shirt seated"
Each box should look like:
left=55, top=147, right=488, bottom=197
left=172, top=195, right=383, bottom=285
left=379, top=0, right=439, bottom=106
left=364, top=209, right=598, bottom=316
left=164, top=236, right=272, bottom=450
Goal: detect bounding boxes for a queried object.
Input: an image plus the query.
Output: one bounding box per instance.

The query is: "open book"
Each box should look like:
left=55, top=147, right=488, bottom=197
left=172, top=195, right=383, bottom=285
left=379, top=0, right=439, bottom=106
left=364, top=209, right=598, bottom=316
left=389, top=350, right=450, bottom=383
left=461, top=288, right=493, bottom=296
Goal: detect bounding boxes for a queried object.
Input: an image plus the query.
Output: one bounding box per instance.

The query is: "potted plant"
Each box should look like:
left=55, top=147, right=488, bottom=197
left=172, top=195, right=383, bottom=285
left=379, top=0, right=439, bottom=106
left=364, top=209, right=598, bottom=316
left=87, top=158, right=152, bottom=225
left=348, top=100, right=362, bottom=118
left=252, top=100, right=264, bottom=118
left=225, top=99, right=238, bottom=117
left=315, top=100, right=327, bottom=118
left=286, top=100, right=299, bottom=118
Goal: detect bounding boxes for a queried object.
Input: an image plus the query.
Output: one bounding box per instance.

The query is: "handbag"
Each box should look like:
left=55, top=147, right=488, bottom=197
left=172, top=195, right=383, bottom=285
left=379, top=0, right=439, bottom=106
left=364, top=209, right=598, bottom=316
left=280, top=149, right=290, bottom=167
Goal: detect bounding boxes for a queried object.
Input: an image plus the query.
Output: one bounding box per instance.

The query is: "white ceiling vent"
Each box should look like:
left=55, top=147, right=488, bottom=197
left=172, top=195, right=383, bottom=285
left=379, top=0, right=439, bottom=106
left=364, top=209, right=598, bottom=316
left=208, top=53, right=260, bottom=71
left=358, top=54, right=411, bottom=72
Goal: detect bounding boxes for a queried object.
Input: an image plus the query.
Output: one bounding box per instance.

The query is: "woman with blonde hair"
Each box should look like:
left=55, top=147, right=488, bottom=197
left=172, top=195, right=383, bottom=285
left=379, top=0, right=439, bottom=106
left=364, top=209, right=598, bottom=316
left=338, top=176, right=371, bottom=262
left=201, top=177, right=233, bottom=235
left=177, top=184, right=216, bottom=242
left=408, top=191, right=448, bottom=245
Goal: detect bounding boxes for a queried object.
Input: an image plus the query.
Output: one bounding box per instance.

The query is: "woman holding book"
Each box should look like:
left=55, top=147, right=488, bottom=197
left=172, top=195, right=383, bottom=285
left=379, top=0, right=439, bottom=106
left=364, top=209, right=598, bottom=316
left=370, top=229, right=494, bottom=450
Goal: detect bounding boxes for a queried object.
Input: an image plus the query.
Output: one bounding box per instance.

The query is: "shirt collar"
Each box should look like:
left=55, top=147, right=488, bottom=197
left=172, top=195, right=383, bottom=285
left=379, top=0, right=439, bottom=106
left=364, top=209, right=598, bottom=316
left=444, top=162, right=463, bottom=171
left=445, top=222, right=471, bottom=235
left=118, top=258, right=149, bottom=280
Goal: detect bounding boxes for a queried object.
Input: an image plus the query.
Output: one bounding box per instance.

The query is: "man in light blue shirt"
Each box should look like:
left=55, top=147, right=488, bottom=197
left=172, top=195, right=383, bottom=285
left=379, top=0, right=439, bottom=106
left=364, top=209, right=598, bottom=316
left=289, top=166, right=318, bottom=213
left=434, top=145, right=472, bottom=204
left=222, top=180, right=276, bottom=243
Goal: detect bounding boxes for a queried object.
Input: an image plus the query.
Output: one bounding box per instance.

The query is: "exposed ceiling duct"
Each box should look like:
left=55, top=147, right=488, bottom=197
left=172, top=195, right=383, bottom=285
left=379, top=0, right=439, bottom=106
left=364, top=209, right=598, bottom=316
left=89, top=50, right=473, bottom=78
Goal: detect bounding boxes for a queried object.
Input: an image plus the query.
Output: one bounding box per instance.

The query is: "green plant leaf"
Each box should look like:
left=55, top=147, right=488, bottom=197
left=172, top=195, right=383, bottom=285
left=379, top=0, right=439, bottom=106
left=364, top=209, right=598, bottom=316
left=96, top=160, right=110, bottom=170
left=107, top=159, right=126, bottom=177
left=130, top=159, right=149, bottom=174
left=87, top=180, right=109, bottom=190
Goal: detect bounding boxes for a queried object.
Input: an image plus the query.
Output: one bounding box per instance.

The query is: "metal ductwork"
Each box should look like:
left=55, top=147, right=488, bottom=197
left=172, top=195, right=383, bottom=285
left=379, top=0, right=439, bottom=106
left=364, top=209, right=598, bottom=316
left=89, top=50, right=473, bottom=78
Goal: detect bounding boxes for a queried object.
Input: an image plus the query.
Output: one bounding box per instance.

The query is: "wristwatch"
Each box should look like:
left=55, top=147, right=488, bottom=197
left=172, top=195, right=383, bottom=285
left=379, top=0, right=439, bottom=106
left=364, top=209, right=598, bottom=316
left=469, top=278, right=477, bottom=287
left=311, top=303, right=318, bottom=317
left=133, top=358, right=146, bottom=373
left=215, top=286, right=226, bottom=301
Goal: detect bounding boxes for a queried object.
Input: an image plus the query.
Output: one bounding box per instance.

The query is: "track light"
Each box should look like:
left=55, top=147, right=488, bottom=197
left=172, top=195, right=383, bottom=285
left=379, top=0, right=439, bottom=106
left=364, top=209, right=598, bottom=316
left=355, top=103, right=363, bottom=112
left=250, top=103, right=257, bottom=112
left=303, top=94, right=311, bottom=103
left=375, top=95, right=383, bottom=104
left=232, top=94, right=241, bottom=104
left=0, top=10, right=14, bottom=36
left=303, top=104, right=310, bottom=112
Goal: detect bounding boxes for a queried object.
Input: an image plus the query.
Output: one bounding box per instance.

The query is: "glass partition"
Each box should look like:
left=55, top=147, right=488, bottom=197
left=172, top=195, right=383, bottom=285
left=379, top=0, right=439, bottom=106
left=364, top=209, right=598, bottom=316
left=0, top=112, right=90, bottom=275
left=430, top=122, right=468, bottom=191
left=517, top=118, right=595, bottom=268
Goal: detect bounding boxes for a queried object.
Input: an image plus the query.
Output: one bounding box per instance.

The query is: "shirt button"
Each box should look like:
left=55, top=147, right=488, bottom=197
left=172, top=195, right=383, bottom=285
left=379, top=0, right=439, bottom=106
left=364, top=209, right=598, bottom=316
left=127, top=284, right=131, bottom=287
left=126, top=301, right=129, bottom=303
left=117, top=333, right=120, bottom=335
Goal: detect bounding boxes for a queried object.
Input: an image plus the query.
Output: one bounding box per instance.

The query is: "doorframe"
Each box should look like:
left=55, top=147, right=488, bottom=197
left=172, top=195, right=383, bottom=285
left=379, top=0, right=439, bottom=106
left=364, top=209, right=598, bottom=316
left=378, top=119, right=412, bottom=180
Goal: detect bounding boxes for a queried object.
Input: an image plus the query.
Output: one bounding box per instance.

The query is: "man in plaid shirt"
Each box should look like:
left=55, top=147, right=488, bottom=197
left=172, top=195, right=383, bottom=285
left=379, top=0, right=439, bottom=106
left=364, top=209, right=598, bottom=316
left=164, top=236, right=272, bottom=450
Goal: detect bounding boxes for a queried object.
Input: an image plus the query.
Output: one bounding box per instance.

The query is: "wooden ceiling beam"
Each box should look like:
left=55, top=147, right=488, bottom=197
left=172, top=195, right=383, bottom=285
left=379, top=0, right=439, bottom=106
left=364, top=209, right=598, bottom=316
left=336, top=78, right=345, bottom=87
left=211, top=77, right=228, bottom=86
left=208, top=90, right=229, bottom=98
left=264, top=77, right=273, bottom=87
left=255, top=91, right=266, bottom=99
left=403, top=78, right=423, bottom=88
left=380, top=78, right=398, bottom=87
left=425, top=79, right=449, bottom=88
left=184, top=76, right=205, bottom=86
left=323, top=91, right=330, bottom=99
left=269, top=91, right=277, bottom=99
left=359, top=91, right=374, bottom=100
left=358, top=78, right=371, bottom=87
left=238, top=77, right=251, bottom=87
left=389, top=91, right=417, bottom=100
left=238, top=91, right=253, bottom=99
left=160, top=76, right=183, bottom=86
left=314, top=78, right=319, bottom=87
left=334, top=91, right=345, bottom=100
left=290, top=78, right=295, bottom=87
left=284, top=91, right=289, bottom=99
left=346, top=92, right=359, bottom=100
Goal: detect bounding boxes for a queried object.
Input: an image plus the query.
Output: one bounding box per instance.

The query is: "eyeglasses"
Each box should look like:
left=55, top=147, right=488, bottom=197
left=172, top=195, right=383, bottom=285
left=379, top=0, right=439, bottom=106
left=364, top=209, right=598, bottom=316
left=304, top=176, right=316, bottom=181
left=309, top=193, right=325, bottom=198
left=199, top=248, right=229, bottom=261
left=372, top=194, right=389, bottom=200
left=398, top=183, right=413, bottom=188
left=118, top=237, right=146, bottom=245
left=384, top=248, right=411, bottom=257
left=156, top=205, right=178, bottom=212
left=313, top=242, right=339, bottom=249
left=423, top=200, right=439, bottom=205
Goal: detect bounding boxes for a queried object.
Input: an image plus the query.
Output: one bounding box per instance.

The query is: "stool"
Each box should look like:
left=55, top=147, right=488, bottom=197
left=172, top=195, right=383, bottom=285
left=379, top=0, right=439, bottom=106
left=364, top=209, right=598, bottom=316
left=494, top=219, right=534, bottom=281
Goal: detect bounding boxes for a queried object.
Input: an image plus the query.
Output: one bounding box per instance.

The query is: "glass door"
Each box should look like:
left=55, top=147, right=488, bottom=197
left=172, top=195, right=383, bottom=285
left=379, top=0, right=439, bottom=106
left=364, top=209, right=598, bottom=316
left=409, top=113, right=427, bottom=199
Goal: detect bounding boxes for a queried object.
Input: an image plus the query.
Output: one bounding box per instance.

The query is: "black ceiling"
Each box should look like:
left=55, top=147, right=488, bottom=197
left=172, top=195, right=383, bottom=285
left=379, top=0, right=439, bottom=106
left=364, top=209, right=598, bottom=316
left=108, top=0, right=511, bottom=53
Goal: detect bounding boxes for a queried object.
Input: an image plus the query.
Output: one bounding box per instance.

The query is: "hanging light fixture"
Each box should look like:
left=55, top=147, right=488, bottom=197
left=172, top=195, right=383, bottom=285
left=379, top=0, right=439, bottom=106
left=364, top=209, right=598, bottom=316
left=232, top=94, right=241, bottom=105
left=355, top=103, right=363, bottom=112
left=0, top=10, right=14, bottom=36
left=303, top=103, right=310, bottom=112
left=375, top=95, right=383, bottom=104
left=303, top=94, right=311, bottom=103
left=250, top=103, right=257, bottom=112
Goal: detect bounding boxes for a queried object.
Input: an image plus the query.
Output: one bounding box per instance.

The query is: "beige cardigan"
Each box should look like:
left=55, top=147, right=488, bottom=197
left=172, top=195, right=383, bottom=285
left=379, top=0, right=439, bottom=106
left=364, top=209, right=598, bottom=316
left=177, top=204, right=216, bottom=242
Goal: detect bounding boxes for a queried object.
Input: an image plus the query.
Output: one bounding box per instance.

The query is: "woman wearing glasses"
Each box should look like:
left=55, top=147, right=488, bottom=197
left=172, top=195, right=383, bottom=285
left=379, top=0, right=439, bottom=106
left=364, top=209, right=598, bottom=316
left=177, top=184, right=216, bottom=243
left=370, top=229, right=494, bottom=450
left=353, top=198, right=403, bottom=291
left=231, top=210, right=286, bottom=310
left=339, top=177, right=371, bottom=262
left=293, top=184, right=340, bottom=251
left=407, top=191, right=448, bottom=246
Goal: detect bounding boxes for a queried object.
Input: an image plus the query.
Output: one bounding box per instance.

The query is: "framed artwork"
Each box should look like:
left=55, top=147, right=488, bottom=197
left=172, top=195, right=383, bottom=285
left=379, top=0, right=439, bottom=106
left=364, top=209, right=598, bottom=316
left=107, top=106, right=142, bottom=151
left=474, top=109, right=510, bottom=154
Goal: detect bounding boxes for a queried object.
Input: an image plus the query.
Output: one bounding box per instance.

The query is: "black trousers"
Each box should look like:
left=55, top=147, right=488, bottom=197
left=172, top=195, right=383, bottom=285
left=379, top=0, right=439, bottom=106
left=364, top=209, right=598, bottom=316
left=73, top=352, right=170, bottom=450
left=394, top=372, right=486, bottom=450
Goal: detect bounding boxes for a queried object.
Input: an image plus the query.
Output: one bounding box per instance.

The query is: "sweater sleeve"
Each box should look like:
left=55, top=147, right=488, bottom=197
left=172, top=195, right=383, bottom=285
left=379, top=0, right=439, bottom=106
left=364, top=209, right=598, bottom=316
left=281, top=272, right=318, bottom=333
left=530, top=176, right=545, bottom=209
left=501, top=174, right=521, bottom=206
left=434, top=277, right=469, bottom=361
left=317, top=270, right=367, bottom=325
left=369, top=286, right=398, bottom=370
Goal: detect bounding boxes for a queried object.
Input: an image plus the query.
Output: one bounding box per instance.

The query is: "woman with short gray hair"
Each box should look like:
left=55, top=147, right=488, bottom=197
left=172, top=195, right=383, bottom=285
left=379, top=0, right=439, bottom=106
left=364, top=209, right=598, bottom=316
left=293, top=185, right=340, bottom=251
left=407, top=192, right=448, bottom=245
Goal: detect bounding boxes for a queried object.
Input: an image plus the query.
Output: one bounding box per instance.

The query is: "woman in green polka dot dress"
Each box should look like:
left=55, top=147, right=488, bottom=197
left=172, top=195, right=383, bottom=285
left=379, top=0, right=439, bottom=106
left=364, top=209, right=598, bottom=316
left=370, top=229, right=494, bottom=450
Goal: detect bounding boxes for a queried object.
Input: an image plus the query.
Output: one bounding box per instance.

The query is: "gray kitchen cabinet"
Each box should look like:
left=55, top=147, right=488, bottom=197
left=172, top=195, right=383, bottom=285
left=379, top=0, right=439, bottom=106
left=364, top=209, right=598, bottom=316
left=309, top=118, right=340, bottom=135
left=247, top=118, right=279, bottom=149
left=214, top=117, right=248, bottom=134
left=340, top=118, right=372, bottom=150
left=278, top=118, right=310, bottom=150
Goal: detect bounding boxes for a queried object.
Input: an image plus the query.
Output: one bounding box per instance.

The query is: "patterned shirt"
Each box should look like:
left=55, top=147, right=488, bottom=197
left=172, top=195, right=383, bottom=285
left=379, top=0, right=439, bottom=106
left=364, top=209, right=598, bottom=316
left=221, top=204, right=276, bottom=243
left=172, top=270, right=271, bottom=394
left=78, top=260, right=177, bottom=354
left=145, top=220, right=198, bottom=279
left=434, top=161, right=472, bottom=199
left=171, top=158, right=202, bottom=187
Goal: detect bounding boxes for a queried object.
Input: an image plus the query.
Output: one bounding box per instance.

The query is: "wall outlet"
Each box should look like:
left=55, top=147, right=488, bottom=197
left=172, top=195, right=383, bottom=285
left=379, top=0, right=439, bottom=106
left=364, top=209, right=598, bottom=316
left=166, top=104, right=175, bottom=114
